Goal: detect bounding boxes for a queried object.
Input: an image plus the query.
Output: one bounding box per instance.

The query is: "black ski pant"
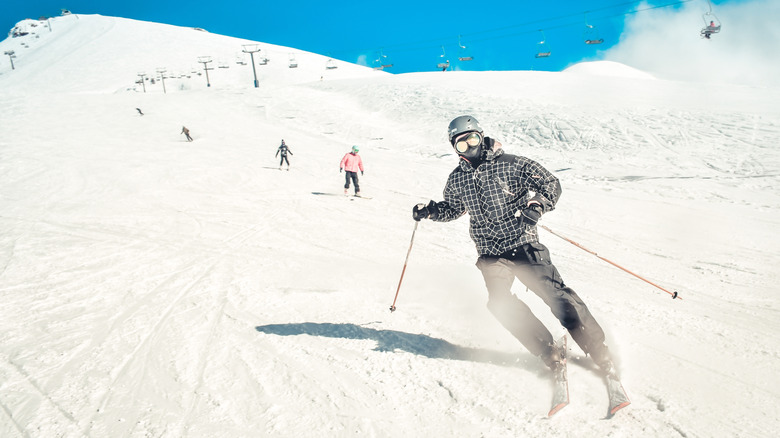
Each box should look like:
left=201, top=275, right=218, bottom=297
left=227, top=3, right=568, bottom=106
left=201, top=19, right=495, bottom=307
left=279, top=155, right=290, bottom=166
left=344, top=171, right=360, bottom=193
left=476, top=242, right=606, bottom=358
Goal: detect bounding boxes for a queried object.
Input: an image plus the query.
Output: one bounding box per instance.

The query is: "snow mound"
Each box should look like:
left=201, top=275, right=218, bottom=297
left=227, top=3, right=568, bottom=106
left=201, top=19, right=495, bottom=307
left=563, top=61, right=655, bottom=80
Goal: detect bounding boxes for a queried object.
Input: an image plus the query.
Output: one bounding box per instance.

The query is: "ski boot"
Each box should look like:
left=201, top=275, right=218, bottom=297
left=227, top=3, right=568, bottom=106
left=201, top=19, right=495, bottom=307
left=589, top=344, right=619, bottom=379
left=541, top=338, right=569, bottom=417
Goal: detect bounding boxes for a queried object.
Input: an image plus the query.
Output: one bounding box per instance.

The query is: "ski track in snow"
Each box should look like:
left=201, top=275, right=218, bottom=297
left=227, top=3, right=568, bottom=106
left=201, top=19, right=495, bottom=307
left=1, top=14, right=779, bottom=438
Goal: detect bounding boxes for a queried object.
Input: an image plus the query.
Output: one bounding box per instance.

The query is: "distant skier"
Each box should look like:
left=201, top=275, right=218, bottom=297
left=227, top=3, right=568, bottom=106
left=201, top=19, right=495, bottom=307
left=339, top=145, right=364, bottom=196
left=412, top=115, right=625, bottom=396
left=181, top=126, right=193, bottom=142
left=136, top=108, right=144, bottom=116
left=276, top=139, right=293, bottom=170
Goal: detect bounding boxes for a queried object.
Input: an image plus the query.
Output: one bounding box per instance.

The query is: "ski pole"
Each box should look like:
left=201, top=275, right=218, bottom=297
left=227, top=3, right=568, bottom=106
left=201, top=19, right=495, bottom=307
left=539, top=225, right=681, bottom=300
left=390, top=221, right=419, bottom=312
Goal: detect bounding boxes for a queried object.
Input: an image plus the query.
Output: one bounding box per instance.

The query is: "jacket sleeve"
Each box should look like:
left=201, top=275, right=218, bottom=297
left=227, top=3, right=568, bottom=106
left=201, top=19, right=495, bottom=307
left=275, top=148, right=280, bottom=157
left=517, top=157, right=561, bottom=213
left=432, top=171, right=467, bottom=222
left=358, top=156, right=364, bottom=172
left=339, top=154, right=347, bottom=169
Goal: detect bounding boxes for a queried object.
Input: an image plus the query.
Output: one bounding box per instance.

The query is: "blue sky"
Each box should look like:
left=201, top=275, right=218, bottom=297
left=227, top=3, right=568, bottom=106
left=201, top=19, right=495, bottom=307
left=4, top=0, right=706, bottom=73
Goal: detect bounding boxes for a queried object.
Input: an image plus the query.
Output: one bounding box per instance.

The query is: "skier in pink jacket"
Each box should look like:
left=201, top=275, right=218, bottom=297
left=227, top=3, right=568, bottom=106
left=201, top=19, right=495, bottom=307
left=340, top=145, right=364, bottom=196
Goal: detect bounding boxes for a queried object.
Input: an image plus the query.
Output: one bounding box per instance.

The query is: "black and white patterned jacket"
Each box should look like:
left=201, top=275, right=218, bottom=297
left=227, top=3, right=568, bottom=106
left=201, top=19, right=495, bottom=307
left=433, top=145, right=562, bottom=256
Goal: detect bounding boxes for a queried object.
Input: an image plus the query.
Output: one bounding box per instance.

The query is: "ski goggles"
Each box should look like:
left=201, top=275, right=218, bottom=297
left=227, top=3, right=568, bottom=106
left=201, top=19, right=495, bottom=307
left=453, top=132, right=483, bottom=153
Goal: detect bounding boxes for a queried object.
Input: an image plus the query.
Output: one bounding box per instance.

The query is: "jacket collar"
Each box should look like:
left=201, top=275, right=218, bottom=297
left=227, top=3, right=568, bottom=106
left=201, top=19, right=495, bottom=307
left=458, top=143, right=504, bottom=171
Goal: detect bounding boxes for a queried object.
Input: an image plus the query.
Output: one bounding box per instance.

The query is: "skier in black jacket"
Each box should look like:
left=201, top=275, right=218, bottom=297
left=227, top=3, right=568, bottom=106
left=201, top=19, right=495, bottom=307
left=276, top=139, right=293, bottom=170
left=412, top=115, right=618, bottom=379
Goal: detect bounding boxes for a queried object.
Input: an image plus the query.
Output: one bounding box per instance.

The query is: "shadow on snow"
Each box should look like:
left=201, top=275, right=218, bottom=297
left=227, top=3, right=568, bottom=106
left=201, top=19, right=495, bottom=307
left=255, top=322, right=536, bottom=370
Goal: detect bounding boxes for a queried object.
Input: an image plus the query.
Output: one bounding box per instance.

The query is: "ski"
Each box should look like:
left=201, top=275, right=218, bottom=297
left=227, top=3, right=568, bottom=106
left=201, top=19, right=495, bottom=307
left=548, top=336, right=569, bottom=417
left=605, top=374, right=631, bottom=417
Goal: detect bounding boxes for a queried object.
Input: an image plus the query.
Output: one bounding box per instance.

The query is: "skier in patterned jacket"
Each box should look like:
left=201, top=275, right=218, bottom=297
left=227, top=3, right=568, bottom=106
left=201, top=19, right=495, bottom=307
left=412, top=115, right=618, bottom=379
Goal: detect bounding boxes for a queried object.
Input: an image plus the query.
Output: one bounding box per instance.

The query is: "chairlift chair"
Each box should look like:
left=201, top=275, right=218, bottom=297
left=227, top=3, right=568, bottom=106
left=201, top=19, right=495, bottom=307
left=700, top=0, right=722, bottom=39
left=700, top=14, right=721, bottom=39
left=376, top=50, right=393, bottom=69
left=583, top=13, right=604, bottom=45
left=458, top=35, right=473, bottom=61
left=584, top=25, right=604, bottom=44
left=372, top=56, right=385, bottom=71
left=535, top=30, right=551, bottom=58
left=326, top=59, right=338, bottom=70
left=437, top=46, right=450, bottom=70
left=288, top=53, right=298, bottom=68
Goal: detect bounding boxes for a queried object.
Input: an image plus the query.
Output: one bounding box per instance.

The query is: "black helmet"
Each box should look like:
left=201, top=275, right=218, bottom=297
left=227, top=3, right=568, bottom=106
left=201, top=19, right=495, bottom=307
left=448, top=115, right=486, bottom=164
left=448, top=115, right=483, bottom=143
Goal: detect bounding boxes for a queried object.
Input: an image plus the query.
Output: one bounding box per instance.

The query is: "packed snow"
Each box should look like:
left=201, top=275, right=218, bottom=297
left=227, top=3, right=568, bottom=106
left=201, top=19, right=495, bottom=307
left=1, top=14, right=779, bottom=438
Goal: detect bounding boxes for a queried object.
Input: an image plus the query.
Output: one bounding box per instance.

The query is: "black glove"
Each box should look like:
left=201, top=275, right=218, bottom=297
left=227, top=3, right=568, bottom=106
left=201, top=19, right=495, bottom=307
left=361, top=171, right=364, bottom=176
left=339, top=168, right=343, bottom=173
left=518, top=204, right=543, bottom=226
left=413, top=200, right=439, bottom=221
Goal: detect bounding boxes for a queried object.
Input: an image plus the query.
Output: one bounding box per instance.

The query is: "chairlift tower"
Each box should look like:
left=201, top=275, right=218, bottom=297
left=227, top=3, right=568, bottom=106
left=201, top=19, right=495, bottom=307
left=4, top=50, right=15, bottom=70
left=197, top=56, right=213, bottom=87
left=242, top=44, right=262, bottom=88
left=157, top=68, right=167, bottom=94
left=137, top=72, right=147, bottom=92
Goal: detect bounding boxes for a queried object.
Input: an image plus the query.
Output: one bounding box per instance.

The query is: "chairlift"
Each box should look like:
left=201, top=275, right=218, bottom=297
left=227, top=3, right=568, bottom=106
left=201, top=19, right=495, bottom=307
left=700, top=0, right=721, bottom=39
left=372, top=50, right=393, bottom=70
left=458, top=35, right=473, bottom=61
left=437, top=46, right=450, bottom=71
left=535, top=30, right=551, bottom=58
left=583, top=13, right=604, bottom=45
left=372, top=55, right=384, bottom=71
left=288, top=53, right=298, bottom=68
left=326, top=58, right=338, bottom=70
left=379, top=49, right=393, bottom=69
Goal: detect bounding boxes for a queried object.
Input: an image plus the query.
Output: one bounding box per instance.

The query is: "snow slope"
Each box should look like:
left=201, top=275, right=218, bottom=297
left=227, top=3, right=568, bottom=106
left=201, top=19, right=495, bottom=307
left=1, top=14, right=779, bottom=438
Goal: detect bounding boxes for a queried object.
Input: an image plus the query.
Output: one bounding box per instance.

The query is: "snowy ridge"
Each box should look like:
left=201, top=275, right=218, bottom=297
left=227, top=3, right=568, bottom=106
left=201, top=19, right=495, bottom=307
left=0, top=14, right=384, bottom=93
left=563, top=60, right=656, bottom=79
left=1, top=14, right=779, bottom=438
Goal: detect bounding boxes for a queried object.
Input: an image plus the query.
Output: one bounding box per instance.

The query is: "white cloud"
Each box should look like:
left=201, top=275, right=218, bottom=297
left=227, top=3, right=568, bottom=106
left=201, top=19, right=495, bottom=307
left=602, top=0, right=780, bottom=86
